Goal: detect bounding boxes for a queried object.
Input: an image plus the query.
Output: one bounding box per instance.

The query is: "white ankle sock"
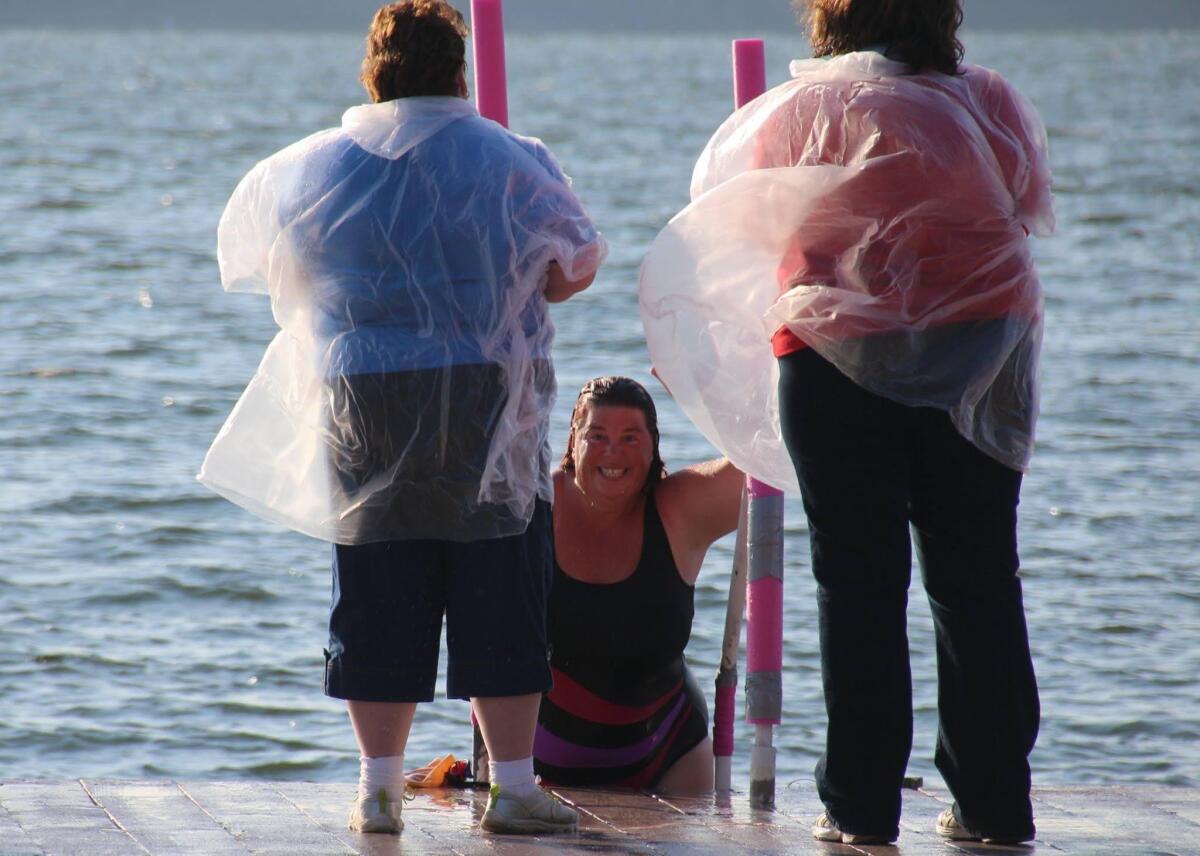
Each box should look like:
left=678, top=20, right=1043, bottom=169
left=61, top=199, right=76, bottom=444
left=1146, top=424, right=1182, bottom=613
left=358, top=754, right=406, bottom=801
left=489, top=756, right=538, bottom=796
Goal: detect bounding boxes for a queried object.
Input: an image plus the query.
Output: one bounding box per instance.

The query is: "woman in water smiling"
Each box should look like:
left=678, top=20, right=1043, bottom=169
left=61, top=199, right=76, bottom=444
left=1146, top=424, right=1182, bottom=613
left=535, top=376, right=743, bottom=793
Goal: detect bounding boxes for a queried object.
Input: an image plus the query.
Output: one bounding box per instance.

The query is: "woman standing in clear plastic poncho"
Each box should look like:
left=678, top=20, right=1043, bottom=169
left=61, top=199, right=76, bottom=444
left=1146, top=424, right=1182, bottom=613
left=201, top=0, right=605, bottom=837
left=201, top=15, right=605, bottom=547
left=640, top=0, right=1052, bottom=846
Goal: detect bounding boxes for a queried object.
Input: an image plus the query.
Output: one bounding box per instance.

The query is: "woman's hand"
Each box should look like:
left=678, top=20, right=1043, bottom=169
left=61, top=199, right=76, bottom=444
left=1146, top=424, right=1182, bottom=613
left=651, top=367, right=673, bottom=398
left=544, top=261, right=595, bottom=303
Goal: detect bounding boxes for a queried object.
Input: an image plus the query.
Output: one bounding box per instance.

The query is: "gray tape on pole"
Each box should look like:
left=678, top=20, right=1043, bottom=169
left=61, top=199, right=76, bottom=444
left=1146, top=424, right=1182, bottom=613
left=745, top=671, right=783, bottom=720
left=747, top=495, right=784, bottom=582
left=715, top=665, right=739, bottom=690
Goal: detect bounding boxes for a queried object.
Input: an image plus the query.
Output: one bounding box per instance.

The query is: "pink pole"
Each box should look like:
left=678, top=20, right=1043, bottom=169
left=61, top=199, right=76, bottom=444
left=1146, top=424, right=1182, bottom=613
left=713, top=683, right=737, bottom=757
left=713, top=44, right=770, bottom=795
left=733, top=42, right=777, bottom=724
left=745, top=475, right=784, bottom=811
left=745, top=477, right=783, bottom=724
left=469, top=0, right=509, bottom=783
left=471, top=0, right=509, bottom=128
left=731, top=38, right=783, bottom=810
left=732, top=39, right=767, bottom=110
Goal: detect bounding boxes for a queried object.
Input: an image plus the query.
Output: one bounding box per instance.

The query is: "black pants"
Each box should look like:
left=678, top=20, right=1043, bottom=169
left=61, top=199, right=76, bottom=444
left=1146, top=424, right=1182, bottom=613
left=779, top=348, right=1039, bottom=840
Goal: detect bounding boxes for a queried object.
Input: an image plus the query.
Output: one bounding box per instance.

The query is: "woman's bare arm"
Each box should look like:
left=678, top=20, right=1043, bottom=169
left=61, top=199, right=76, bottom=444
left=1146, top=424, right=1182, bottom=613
left=656, top=457, right=745, bottom=584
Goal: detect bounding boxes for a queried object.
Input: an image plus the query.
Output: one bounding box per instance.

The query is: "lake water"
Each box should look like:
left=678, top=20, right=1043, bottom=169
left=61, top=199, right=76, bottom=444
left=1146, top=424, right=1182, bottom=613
left=1, top=27, right=1197, bottom=791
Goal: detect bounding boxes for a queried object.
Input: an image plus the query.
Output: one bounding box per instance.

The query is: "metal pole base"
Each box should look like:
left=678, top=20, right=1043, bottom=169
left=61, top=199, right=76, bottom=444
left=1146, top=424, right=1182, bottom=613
left=749, top=777, right=775, bottom=810
left=749, top=741, right=776, bottom=810
left=714, top=756, right=733, bottom=794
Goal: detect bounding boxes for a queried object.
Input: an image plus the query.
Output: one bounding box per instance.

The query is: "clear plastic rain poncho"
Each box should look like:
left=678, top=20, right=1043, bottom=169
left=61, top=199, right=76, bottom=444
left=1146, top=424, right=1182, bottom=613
left=200, top=97, right=606, bottom=544
left=640, top=53, right=1054, bottom=490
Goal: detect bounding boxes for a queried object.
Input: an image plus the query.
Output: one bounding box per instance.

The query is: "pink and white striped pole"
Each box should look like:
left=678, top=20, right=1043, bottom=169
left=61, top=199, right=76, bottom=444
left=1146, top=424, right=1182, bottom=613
left=471, top=0, right=509, bottom=128
left=469, top=0, right=509, bottom=783
left=713, top=40, right=771, bottom=797
left=732, top=38, right=784, bottom=811
left=745, top=476, right=784, bottom=810
left=714, top=487, right=748, bottom=793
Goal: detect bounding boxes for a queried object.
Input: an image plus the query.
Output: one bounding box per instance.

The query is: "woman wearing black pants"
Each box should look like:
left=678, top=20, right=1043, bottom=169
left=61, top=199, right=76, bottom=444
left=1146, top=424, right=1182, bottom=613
left=779, top=345, right=1039, bottom=844
left=643, top=0, right=1053, bottom=841
left=759, top=0, right=1054, bottom=844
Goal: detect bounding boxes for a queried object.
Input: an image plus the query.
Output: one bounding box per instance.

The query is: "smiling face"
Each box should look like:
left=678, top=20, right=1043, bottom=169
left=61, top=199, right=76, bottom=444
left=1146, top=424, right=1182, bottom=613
left=569, top=403, right=655, bottom=505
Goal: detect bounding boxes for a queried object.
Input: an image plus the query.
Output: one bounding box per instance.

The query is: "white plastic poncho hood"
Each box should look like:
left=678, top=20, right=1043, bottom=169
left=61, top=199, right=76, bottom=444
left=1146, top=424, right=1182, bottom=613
left=201, top=97, right=606, bottom=543
left=640, top=53, right=1054, bottom=490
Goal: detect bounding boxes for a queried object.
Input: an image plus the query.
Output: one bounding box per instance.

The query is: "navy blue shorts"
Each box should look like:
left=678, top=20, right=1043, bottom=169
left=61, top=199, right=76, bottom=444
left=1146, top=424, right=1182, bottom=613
left=324, top=500, right=553, bottom=702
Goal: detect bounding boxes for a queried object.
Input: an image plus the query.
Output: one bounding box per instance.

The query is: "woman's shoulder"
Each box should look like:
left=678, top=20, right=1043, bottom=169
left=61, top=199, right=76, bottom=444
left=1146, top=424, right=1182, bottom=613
left=653, top=460, right=744, bottom=583
left=656, top=459, right=741, bottom=503
left=654, top=461, right=729, bottom=530
left=956, top=62, right=1029, bottom=108
left=267, top=127, right=352, bottom=170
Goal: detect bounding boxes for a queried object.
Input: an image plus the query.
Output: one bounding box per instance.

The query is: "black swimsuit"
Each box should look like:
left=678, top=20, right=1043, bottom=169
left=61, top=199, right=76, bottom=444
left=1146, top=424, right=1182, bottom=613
left=534, top=490, right=709, bottom=788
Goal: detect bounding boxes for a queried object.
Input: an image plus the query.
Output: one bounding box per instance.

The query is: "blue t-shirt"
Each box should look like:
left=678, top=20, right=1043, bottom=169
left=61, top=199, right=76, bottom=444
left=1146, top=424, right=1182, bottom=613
left=277, top=113, right=589, bottom=376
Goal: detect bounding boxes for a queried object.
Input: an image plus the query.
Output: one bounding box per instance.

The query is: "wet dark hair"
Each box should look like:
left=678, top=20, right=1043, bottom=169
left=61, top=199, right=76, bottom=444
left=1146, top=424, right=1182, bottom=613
left=361, top=0, right=469, bottom=103
left=797, top=0, right=964, bottom=76
left=560, top=376, right=666, bottom=489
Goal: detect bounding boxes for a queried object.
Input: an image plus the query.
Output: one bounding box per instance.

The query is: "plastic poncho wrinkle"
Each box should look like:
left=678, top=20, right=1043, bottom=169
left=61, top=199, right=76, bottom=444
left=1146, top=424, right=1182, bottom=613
left=201, top=98, right=606, bottom=544
left=641, top=53, right=1053, bottom=491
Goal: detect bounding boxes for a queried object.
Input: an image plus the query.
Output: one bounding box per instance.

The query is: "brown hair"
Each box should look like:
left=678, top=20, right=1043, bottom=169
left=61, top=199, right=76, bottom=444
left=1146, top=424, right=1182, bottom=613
left=360, top=1, right=469, bottom=103
left=798, top=0, right=964, bottom=76
left=560, top=377, right=666, bottom=489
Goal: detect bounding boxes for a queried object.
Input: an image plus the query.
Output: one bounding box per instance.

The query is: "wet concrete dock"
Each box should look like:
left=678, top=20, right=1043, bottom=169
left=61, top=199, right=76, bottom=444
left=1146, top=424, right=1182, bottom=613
left=1, top=779, right=1197, bottom=855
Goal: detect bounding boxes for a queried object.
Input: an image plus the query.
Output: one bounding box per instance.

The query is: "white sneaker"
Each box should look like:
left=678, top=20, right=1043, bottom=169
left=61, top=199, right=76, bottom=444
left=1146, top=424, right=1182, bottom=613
left=936, top=807, right=1034, bottom=845
left=480, top=784, right=579, bottom=835
left=811, top=812, right=895, bottom=845
left=348, top=788, right=403, bottom=834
